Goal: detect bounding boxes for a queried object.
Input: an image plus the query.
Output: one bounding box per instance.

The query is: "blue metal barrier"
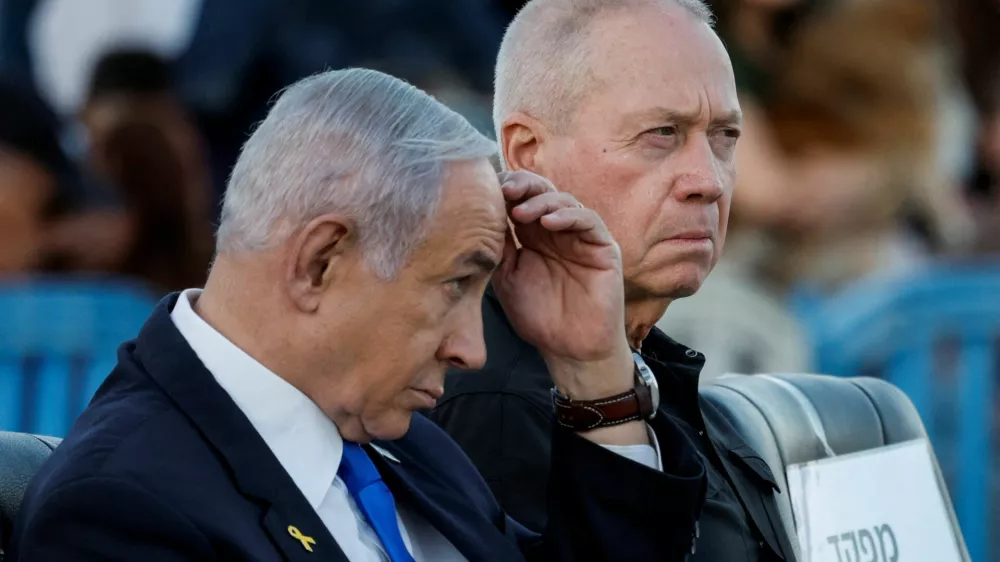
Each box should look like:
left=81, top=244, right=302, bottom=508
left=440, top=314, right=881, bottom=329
left=0, top=278, right=157, bottom=437
left=795, top=262, right=1000, bottom=562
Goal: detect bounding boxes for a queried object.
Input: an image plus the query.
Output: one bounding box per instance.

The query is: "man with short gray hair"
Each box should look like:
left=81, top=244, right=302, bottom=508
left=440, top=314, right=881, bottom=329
left=10, top=67, right=706, bottom=561
left=431, top=1, right=798, bottom=560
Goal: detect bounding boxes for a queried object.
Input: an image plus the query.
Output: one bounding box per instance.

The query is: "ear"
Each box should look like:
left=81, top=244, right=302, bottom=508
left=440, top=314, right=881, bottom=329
left=500, top=112, right=547, bottom=173
left=285, top=214, right=354, bottom=313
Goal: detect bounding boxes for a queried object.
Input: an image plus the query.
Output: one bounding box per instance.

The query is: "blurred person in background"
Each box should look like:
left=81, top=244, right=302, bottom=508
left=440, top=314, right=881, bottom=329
left=0, top=79, right=81, bottom=275
left=734, top=0, right=972, bottom=291
left=82, top=49, right=212, bottom=239
left=663, top=0, right=975, bottom=378
left=967, top=84, right=1000, bottom=254
left=985, top=101, right=1000, bottom=177
left=948, top=0, right=1000, bottom=255
left=19, top=0, right=201, bottom=115
left=95, top=120, right=212, bottom=293
left=63, top=49, right=213, bottom=292
left=707, top=0, right=816, bottom=103
left=0, top=79, right=126, bottom=279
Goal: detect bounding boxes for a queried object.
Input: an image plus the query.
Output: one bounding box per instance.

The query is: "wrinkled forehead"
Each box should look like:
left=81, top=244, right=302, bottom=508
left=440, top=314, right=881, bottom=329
left=422, top=159, right=507, bottom=249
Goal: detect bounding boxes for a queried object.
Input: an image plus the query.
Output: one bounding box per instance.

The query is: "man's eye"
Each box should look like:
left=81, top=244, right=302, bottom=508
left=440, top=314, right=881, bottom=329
left=711, top=128, right=741, bottom=154
left=446, top=275, right=473, bottom=297
left=649, top=126, right=678, bottom=137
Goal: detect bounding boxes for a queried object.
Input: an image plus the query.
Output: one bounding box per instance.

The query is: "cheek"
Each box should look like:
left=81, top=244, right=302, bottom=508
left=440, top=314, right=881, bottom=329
left=378, top=303, right=449, bottom=384
left=606, top=184, right=672, bottom=268
left=557, top=156, right=659, bottom=260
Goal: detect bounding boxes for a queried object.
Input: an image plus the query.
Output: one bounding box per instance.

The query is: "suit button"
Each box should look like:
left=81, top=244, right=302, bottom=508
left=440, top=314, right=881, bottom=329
left=758, top=541, right=764, bottom=548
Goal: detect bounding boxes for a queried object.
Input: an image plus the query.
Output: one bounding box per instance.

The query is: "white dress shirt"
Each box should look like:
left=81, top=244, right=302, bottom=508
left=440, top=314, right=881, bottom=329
left=170, top=289, right=661, bottom=561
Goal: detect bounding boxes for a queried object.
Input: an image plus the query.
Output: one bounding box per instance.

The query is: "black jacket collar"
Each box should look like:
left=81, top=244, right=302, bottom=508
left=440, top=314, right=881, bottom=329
left=640, top=327, right=706, bottom=420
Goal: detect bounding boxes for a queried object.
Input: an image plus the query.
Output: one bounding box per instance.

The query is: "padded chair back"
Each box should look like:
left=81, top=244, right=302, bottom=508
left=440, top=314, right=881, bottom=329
left=702, top=373, right=969, bottom=561
left=0, top=278, right=157, bottom=437
left=794, top=263, right=1000, bottom=561
left=0, top=431, right=60, bottom=559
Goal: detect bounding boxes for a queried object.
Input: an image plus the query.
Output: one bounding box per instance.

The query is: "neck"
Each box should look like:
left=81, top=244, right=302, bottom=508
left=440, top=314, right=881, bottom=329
left=197, top=253, right=359, bottom=423
left=624, top=297, right=671, bottom=350
left=196, top=255, right=304, bottom=387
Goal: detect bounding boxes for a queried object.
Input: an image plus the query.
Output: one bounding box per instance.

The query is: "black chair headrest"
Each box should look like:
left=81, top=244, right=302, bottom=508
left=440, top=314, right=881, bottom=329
left=0, top=432, right=61, bottom=557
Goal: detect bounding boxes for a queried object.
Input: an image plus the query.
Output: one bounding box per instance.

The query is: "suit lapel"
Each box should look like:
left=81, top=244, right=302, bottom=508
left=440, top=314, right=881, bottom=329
left=369, top=440, right=524, bottom=562
left=262, top=505, right=348, bottom=562
left=134, top=295, right=348, bottom=562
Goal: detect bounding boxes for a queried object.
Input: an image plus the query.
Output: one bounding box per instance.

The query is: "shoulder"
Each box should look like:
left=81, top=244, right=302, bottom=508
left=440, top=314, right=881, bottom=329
left=12, top=373, right=224, bottom=559
left=23, top=355, right=230, bottom=520
left=11, top=474, right=215, bottom=560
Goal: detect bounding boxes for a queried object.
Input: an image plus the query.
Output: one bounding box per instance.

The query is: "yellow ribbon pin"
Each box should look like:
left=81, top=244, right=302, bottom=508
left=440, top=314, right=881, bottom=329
left=287, top=525, right=316, bottom=552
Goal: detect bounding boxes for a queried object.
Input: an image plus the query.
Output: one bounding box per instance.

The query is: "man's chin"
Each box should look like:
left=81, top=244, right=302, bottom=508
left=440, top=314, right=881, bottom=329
left=665, top=283, right=701, bottom=299
left=625, top=267, right=710, bottom=301
left=358, top=411, right=414, bottom=443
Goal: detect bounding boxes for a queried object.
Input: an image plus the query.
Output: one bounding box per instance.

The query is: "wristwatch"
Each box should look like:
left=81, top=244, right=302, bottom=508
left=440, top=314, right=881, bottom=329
left=552, top=351, right=660, bottom=431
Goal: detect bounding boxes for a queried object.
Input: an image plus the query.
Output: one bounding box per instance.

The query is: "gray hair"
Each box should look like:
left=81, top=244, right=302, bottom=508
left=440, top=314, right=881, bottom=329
left=493, top=0, right=714, bottom=151
left=217, top=68, right=497, bottom=278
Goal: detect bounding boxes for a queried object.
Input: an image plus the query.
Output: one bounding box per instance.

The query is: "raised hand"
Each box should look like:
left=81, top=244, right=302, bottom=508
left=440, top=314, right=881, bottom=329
left=492, top=170, right=634, bottom=402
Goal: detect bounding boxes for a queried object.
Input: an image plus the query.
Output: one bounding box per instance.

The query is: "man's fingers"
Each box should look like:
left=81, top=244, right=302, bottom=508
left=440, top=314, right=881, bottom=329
left=539, top=208, right=614, bottom=245
left=510, top=192, right=581, bottom=224
left=498, top=170, right=615, bottom=248
left=499, top=170, right=557, bottom=203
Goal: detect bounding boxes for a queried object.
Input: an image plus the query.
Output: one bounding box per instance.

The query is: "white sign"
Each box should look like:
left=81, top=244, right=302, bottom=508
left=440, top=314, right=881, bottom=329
left=786, top=439, right=965, bottom=562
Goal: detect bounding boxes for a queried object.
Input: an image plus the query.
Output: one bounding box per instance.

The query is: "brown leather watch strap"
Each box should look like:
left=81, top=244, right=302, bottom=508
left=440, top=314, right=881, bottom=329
left=552, top=385, right=654, bottom=431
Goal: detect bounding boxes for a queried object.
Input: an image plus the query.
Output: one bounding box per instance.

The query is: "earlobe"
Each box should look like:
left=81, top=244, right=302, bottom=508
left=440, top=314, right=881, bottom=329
left=286, top=216, right=352, bottom=313
left=501, top=113, right=545, bottom=173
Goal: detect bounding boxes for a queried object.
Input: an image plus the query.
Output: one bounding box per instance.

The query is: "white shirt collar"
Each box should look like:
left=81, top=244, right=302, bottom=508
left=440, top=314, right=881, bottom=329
left=170, top=289, right=342, bottom=509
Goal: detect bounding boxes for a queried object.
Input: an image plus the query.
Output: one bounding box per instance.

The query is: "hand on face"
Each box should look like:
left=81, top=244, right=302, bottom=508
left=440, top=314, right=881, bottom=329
left=492, top=170, right=633, bottom=399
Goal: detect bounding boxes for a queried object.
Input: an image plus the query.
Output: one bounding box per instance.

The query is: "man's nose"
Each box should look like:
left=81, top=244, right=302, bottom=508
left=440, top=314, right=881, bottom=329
left=439, top=312, right=488, bottom=371
left=672, top=138, right=725, bottom=203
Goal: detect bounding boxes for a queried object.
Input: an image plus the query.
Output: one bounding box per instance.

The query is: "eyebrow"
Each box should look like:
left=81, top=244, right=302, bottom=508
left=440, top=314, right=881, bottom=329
left=620, top=107, right=743, bottom=132
left=456, top=250, right=500, bottom=274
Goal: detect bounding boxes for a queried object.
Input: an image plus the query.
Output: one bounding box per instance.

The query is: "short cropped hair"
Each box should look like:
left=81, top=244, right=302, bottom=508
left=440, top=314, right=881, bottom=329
left=493, top=0, right=714, bottom=147
left=217, top=68, right=497, bottom=279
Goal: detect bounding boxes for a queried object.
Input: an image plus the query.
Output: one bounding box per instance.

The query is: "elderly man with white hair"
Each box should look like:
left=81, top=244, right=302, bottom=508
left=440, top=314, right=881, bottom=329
left=9, top=68, right=707, bottom=561
left=430, top=0, right=799, bottom=561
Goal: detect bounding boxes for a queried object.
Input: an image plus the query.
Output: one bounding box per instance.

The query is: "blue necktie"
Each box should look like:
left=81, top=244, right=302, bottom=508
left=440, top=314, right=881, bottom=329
left=338, top=442, right=416, bottom=562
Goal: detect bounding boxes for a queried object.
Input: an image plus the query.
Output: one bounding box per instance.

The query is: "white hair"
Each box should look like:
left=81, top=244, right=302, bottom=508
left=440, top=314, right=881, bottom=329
left=493, top=0, right=714, bottom=149
left=217, top=68, right=497, bottom=278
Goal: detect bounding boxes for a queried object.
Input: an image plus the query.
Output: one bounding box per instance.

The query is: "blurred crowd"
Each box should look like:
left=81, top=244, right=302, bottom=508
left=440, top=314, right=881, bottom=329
left=0, top=0, right=998, bottom=376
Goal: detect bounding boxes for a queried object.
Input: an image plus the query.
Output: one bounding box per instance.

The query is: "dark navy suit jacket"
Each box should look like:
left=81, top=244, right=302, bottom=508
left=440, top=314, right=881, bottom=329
left=11, top=294, right=706, bottom=561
